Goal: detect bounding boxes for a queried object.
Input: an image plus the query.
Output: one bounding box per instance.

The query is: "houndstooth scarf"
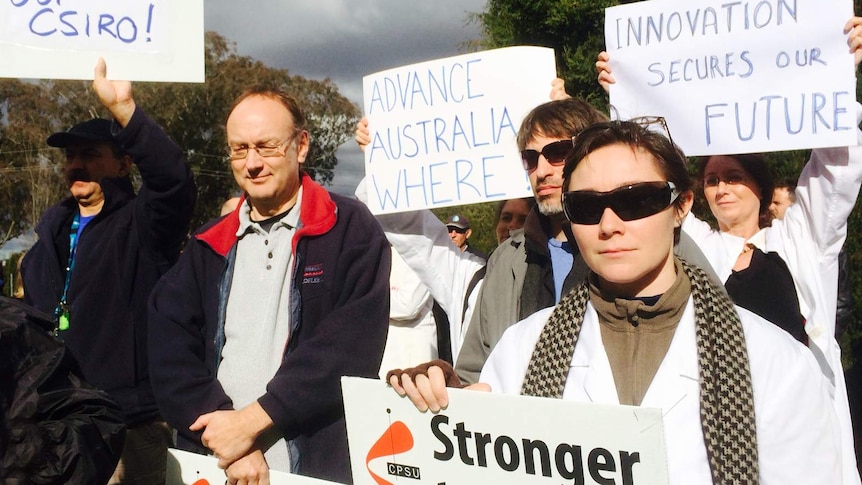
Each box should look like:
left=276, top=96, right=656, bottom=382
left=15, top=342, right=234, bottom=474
left=520, top=259, right=758, bottom=484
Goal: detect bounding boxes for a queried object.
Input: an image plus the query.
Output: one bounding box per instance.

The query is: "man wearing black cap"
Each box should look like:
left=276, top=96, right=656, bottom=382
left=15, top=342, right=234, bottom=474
left=445, top=213, right=486, bottom=260
left=20, top=59, right=196, bottom=484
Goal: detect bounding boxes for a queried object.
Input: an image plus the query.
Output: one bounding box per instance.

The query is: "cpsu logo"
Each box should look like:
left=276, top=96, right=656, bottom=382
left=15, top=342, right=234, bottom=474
left=366, top=421, right=421, bottom=484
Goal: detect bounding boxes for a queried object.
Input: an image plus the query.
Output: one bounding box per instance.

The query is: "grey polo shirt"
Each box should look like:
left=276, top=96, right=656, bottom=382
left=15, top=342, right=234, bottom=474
left=217, top=188, right=302, bottom=472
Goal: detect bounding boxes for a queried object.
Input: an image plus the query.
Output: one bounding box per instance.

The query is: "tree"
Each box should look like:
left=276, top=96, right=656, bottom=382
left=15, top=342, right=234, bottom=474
left=0, top=79, right=68, bottom=242
left=0, top=31, right=361, bottom=237
left=472, top=0, right=621, bottom=109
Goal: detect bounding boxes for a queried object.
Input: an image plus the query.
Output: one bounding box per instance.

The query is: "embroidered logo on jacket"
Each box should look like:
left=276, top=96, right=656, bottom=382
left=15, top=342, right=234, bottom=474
left=302, top=263, right=324, bottom=284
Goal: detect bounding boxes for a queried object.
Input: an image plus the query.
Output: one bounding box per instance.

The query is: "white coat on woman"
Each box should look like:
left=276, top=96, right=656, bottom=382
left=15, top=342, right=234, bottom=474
left=481, top=303, right=841, bottom=484
left=682, top=104, right=862, bottom=484
left=356, top=179, right=485, bottom=361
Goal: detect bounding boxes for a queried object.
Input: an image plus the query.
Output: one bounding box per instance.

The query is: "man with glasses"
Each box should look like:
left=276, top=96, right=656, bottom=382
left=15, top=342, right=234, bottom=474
left=148, top=87, right=390, bottom=484
left=20, top=59, right=196, bottom=484
left=358, top=97, right=716, bottom=384
left=453, top=98, right=609, bottom=383
left=428, top=100, right=715, bottom=383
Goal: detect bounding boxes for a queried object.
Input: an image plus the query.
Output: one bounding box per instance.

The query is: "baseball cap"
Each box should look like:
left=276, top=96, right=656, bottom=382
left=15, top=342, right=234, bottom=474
left=445, top=214, right=471, bottom=230
left=47, top=118, right=114, bottom=148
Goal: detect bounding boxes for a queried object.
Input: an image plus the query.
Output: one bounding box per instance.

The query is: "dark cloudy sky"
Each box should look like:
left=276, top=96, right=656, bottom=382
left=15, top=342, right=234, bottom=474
left=205, top=0, right=487, bottom=195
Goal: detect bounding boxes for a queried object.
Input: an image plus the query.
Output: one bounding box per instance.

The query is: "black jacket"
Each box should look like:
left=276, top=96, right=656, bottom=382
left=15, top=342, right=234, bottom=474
left=0, top=297, right=126, bottom=484
left=21, top=108, right=195, bottom=425
left=148, top=174, right=390, bottom=483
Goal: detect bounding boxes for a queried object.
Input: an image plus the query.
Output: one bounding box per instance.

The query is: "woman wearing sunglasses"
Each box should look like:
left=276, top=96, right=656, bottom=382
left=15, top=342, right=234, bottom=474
left=389, top=119, right=840, bottom=483
left=597, top=19, right=862, bottom=482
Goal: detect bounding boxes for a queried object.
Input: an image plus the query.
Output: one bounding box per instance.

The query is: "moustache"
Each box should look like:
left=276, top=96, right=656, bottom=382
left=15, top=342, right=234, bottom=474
left=65, top=169, right=91, bottom=184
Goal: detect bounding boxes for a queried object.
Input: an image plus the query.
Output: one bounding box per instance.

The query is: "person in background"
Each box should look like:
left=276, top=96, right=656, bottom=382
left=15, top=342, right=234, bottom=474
left=389, top=119, right=842, bottom=484
left=356, top=92, right=718, bottom=383
left=770, top=179, right=796, bottom=220
left=148, top=87, right=390, bottom=484
left=20, top=59, right=196, bottom=485
left=445, top=213, right=487, bottom=260
left=494, top=197, right=535, bottom=244
left=692, top=154, right=807, bottom=343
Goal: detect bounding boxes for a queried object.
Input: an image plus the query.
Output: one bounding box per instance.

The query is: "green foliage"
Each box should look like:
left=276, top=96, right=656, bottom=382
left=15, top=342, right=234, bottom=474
left=472, top=0, right=620, bottom=110
left=0, top=31, right=361, bottom=235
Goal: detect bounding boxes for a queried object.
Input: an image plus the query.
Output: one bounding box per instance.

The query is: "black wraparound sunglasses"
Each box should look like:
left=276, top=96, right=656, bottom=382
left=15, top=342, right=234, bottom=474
left=562, top=181, right=679, bottom=225
left=520, top=139, right=573, bottom=172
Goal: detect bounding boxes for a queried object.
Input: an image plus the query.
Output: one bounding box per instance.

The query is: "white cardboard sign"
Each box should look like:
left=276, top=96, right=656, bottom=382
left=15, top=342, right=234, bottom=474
left=605, top=0, right=856, bottom=155
left=362, top=46, right=556, bottom=215
left=165, top=449, right=340, bottom=485
left=0, top=0, right=204, bottom=82
left=342, top=377, right=669, bottom=485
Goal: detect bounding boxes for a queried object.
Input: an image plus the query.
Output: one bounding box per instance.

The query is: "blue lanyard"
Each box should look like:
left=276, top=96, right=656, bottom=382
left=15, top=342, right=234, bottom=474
left=54, top=212, right=81, bottom=334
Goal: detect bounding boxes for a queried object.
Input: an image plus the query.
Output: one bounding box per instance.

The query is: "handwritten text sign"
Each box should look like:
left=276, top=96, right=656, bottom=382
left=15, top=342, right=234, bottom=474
left=343, top=377, right=669, bottom=485
left=0, top=0, right=204, bottom=82
left=165, top=449, right=340, bottom=485
left=362, top=46, right=555, bottom=215
left=606, top=0, right=856, bottom=155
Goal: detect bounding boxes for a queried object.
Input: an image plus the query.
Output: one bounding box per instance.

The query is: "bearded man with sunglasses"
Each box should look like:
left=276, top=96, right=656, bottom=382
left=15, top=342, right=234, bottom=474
left=148, top=88, right=390, bottom=484
left=454, top=99, right=720, bottom=384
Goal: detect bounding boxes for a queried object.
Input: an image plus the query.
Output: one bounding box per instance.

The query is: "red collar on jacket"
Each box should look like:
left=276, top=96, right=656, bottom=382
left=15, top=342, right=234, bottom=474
left=197, top=173, right=338, bottom=257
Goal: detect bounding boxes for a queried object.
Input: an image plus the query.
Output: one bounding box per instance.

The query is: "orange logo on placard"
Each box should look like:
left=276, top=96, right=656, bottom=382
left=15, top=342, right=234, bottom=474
left=365, top=421, right=414, bottom=485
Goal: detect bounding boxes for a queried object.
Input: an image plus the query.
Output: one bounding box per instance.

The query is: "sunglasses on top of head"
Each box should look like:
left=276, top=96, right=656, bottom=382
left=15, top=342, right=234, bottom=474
left=520, top=139, right=574, bottom=172
left=562, top=181, right=680, bottom=225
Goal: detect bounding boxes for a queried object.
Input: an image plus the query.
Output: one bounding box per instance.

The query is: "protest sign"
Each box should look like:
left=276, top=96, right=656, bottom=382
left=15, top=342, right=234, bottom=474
left=165, top=449, right=339, bottom=485
left=0, top=0, right=204, bottom=82
left=362, top=46, right=555, bottom=215
left=605, top=0, right=856, bottom=155
left=342, top=377, right=669, bottom=485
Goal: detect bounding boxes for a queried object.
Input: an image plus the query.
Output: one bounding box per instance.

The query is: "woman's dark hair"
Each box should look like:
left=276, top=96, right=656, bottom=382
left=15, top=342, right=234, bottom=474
left=562, top=119, right=693, bottom=214
left=695, top=153, right=774, bottom=228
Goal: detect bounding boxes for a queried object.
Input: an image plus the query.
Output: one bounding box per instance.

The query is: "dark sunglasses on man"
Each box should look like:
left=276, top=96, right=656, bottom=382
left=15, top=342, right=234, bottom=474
left=562, top=181, right=680, bottom=225
left=520, top=139, right=574, bottom=172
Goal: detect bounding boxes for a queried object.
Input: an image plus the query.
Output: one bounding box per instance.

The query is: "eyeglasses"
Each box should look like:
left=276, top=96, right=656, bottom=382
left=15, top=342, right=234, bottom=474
left=703, top=172, right=749, bottom=187
left=520, top=139, right=574, bottom=172
left=227, top=131, right=302, bottom=160
left=571, top=116, right=674, bottom=148
left=447, top=226, right=468, bottom=234
left=562, top=181, right=679, bottom=225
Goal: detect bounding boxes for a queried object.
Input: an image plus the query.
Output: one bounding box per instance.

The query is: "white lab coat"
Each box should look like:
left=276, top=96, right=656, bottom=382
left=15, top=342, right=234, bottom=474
left=379, top=248, right=438, bottom=378
left=481, top=303, right=842, bottom=485
left=356, top=179, right=485, bottom=361
left=681, top=106, right=862, bottom=483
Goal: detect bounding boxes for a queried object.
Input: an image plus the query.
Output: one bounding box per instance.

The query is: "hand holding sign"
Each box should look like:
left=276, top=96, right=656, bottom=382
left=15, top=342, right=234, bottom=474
left=845, top=16, right=862, bottom=65
left=387, top=360, right=490, bottom=413
left=93, top=58, right=135, bottom=127
left=224, top=448, right=270, bottom=485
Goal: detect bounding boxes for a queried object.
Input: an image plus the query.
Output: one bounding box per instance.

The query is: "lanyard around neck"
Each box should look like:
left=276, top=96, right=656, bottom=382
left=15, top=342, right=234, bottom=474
left=54, top=211, right=81, bottom=334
